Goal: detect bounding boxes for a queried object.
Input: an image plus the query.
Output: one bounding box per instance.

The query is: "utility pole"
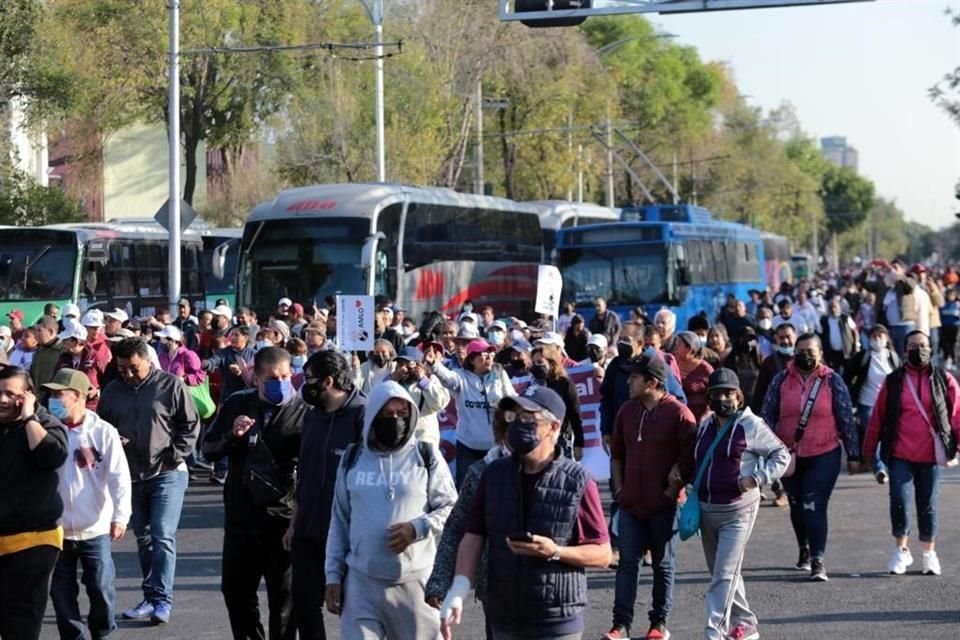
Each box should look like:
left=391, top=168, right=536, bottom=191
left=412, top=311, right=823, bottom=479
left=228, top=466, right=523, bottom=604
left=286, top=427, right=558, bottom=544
left=167, top=0, right=181, bottom=315
left=373, top=0, right=386, bottom=182
left=577, top=144, right=584, bottom=203
left=566, top=111, right=574, bottom=202
left=474, top=79, right=484, bottom=195
left=605, top=114, right=614, bottom=208
left=690, top=150, right=698, bottom=205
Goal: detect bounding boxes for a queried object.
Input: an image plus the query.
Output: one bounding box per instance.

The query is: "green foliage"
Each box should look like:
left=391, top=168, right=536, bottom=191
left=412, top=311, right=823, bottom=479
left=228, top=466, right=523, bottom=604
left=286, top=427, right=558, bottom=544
left=929, top=8, right=960, bottom=129
left=0, top=170, right=86, bottom=226
left=820, top=165, right=875, bottom=236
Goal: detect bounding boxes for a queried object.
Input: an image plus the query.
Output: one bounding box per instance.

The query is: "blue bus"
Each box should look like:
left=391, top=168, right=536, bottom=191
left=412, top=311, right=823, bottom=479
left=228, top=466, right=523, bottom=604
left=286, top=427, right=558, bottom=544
left=554, top=204, right=770, bottom=328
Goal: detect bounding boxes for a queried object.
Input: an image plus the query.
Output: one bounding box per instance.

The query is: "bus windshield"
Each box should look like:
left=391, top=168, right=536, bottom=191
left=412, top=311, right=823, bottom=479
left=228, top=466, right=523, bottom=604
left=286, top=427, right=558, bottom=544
left=558, top=243, right=669, bottom=307
left=240, top=218, right=368, bottom=310
left=203, top=237, right=239, bottom=296
left=0, top=230, right=77, bottom=301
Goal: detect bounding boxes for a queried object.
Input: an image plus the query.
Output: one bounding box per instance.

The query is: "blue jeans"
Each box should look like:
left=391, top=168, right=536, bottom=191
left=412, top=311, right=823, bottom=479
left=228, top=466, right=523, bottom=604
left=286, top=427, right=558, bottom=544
left=613, top=508, right=678, bottom=629
left=130, top=470, right=188, bottom=606
left=888, top=458, right=940, bottom=542
left=782, top=447, right=841, bottom=561
left=889, top=323, right=915, bottom=360
left=50, top=535, right=117, bottom=640
left=856, top=404, right=886, bottom=474
left=455, top=442, right=487, bottom=488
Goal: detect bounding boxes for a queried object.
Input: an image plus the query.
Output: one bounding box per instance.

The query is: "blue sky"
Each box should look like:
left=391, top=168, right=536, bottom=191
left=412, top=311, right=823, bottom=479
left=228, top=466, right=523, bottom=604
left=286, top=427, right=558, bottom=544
left=654, top=0, right=960, bottom=230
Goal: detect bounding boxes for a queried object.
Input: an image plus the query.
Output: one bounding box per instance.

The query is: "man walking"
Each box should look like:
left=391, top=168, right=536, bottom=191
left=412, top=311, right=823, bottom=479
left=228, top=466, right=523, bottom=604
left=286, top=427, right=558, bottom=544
left=97, top=338, right=200, bottom=625
left=44, top=369, right=131, bottom=640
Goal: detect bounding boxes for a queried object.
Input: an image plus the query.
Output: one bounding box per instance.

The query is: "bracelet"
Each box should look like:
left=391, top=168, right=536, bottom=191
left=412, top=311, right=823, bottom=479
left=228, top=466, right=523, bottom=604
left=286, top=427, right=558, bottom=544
left=547, top=545, right=562, bottom=562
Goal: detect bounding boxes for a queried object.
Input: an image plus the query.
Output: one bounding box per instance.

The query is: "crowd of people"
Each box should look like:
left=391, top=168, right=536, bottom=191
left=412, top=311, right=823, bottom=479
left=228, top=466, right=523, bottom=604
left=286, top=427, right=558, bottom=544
left=0, top=255, right=959, bottom=640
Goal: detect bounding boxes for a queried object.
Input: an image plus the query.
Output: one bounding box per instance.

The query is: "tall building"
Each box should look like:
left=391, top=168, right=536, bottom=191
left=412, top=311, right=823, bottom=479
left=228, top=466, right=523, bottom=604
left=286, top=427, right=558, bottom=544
left=820, top=136, right=859, bottom=173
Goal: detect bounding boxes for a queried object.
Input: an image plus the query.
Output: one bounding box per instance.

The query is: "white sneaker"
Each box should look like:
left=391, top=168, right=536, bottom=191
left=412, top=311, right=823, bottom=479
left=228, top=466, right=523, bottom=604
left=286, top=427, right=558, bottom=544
left=888, top=547, right=913, bottom=575
left=922, top=551, right=942, bottom=576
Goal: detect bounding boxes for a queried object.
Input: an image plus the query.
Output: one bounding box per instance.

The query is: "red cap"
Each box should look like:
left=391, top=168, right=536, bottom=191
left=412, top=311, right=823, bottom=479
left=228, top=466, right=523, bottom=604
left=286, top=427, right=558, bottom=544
left=910, top=263, right=927, bottom=275
left=292, top=302, right=305, bottom=315
left=869, top=258, right=890, bottom=269
left=6, top=310, right=24, bottom=321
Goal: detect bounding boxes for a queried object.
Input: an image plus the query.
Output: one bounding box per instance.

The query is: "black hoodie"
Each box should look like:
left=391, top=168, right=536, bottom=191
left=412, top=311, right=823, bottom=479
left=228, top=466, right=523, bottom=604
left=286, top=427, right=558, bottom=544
left=293, top=387, right=366, bottom=540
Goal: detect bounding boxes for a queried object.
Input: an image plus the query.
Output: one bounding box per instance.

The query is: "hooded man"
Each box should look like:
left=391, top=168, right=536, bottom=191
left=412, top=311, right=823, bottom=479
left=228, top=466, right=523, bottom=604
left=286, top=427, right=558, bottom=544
left=324, top=381, right=457, bottom=638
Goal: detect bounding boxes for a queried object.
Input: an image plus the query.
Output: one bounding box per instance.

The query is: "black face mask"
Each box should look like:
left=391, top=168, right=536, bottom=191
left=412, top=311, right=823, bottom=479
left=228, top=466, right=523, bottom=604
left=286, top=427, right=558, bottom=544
left=301, top=380, right=327, bottom=407
left=907, top=348, right=931, bottom=368
left=511, top=359, right=527, bottom=371
left=709, top=397, right=738, bottom=417
left=794, top=353, right=817, bottom=371
left=587, top=349, right=602, bottom=363
left=617, top=343, right=633, bottom=359
left=372, top=416, right=408, bottom=449
left=506, top=420, right=540, bottom=456
left=531, top=364, right=549, bottom=380
left=371, top=354, right=390, bottom=368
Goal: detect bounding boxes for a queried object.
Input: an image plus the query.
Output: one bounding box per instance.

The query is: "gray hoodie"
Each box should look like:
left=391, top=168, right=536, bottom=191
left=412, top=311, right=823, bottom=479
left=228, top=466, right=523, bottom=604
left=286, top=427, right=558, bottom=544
left=325, top=380, right=457, bottom=585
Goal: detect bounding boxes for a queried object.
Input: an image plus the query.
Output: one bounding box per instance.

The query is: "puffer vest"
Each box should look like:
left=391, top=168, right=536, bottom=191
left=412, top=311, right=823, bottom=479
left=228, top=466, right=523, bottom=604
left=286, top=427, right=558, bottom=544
left=880, top=366, right=957, bottom=464
left=484, top=452, right=588, bottom=627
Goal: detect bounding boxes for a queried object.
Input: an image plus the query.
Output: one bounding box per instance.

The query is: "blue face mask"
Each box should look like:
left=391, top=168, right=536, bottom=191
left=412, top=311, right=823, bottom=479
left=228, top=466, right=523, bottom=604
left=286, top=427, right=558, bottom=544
left=48, top=397, right=70, bottom=421
left=262, top=379, right=294, bottom=405
left=777, top=345, right=795, bottom=357
left=488, top=330, right=505, bottom=346
left=291, top=355, right=306, bottom=369
left=255, top=340, right=269, bottom=352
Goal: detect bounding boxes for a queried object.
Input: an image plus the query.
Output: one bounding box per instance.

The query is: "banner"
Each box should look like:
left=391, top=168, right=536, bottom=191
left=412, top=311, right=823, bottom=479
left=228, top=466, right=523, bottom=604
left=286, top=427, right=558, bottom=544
left=335, top=295, right=375, bottom=352
left=534, top=265, right=562, bottom=318
left=437, top=362, right=610, bottom=481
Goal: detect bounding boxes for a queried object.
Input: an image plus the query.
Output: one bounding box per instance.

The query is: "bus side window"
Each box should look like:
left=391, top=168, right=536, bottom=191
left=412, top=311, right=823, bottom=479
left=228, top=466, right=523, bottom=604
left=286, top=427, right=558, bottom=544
left=111, top=243, right=136, bottom=298
left=181, top=245, right=201, bottom=296
left=376, top=203, right=401, bottom=297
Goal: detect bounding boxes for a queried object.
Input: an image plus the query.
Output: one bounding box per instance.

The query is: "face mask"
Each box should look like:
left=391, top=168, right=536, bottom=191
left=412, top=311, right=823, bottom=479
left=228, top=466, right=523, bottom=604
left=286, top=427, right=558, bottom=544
left=907, top=348, right=931, bottom=368
left=372, top=415, right=409, bottom=449
left=758, top=319, right=772, bottom=331
left=777, top=345, right=794, bottom=357
left=255, top=340, right=269, bottom=351
left=48, top=397, right=70, bottom=421
left=402, top=325, right=414, bottom=337
left=301, top=381, right=327, bottom=407
left=511, top=359, right=527, bottom=372
left=870, top=339, right=887, bottom=352
left=462, top=304, right=474, bottom=314
left=262, top=378, right=293, bottom=405
left=371, top=354, right=389, bottom=368
left=291, top=355, right=306, bottom=369
left=709, top=397, right=738, bottom=418
left=531, top=364, right=549, bottom=380
left=506, top=420, right=541, bottom=456
left=794, top=353, right=817, bottom=371
left=488, top=331, right=505, bottom=346
left=587, top=349, right=602, bottom=363
left=617, top=342, right=633, bottom=359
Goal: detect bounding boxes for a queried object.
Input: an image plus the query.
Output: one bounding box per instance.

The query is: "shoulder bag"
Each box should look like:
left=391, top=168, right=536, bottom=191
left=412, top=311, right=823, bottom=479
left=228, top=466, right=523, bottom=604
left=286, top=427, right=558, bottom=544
left=679, top=413, right=739, bottom=541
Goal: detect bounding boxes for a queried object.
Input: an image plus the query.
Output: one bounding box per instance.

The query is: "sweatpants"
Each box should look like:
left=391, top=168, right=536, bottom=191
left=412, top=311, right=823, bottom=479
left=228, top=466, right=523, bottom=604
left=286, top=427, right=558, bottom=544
left=0, top=545, right=60, bottom=640
left=700, top=500, right=760, bottom=640
left=341, top=569, right=441, bottom=639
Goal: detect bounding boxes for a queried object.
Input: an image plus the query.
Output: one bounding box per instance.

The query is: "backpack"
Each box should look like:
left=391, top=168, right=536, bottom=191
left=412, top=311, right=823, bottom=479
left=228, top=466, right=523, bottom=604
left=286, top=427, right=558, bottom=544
left=341, top=439, right=437, bottom=474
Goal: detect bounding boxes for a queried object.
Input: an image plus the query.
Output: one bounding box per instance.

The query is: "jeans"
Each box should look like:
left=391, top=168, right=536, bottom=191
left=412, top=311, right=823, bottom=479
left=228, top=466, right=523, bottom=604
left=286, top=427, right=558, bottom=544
left=613, top=508, right=678, bottom=629
left=455, top=442, right=487, bottom=488
left=50, top=535, right=117, bottom=640
left=0, top=544, right=60, bottom=640
left=856, top=404, right=885, bottom=475
left=130, top=470, right=188, bottom=606
left=700, top=502, right=759, bottom=640
left=292, top=536, right=326, bottom=640
left=930, top=328, right=940, bottom=364
left=889, top=323, right=915, bottom=360
left=888, top=458, right=941, bottom=542
left=940, top=325, right=958, bottom=362
left=222, top=527, right=295, bottom=640
left=781, top=447, right=841, bottom=561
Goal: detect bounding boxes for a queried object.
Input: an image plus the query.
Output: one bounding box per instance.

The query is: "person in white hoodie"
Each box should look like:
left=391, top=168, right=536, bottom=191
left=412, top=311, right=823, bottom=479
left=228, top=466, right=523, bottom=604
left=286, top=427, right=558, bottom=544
left=43, top=368, right=132, bottom=640
left=324, top=381, right=457, bottom=639
left=353, top=339, right=398, bottom=394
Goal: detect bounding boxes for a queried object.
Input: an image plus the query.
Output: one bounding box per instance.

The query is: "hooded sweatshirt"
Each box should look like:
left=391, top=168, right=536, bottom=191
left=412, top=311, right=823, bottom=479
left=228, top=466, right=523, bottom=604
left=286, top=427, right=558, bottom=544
left=325, top=381, right=457, bottom=585
left=432, top=361, right=517, bottom=450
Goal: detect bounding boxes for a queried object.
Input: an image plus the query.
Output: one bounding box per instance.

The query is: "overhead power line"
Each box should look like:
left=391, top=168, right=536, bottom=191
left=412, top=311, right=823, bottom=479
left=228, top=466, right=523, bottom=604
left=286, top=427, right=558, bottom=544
left=180, top=40, right=403, bottom=62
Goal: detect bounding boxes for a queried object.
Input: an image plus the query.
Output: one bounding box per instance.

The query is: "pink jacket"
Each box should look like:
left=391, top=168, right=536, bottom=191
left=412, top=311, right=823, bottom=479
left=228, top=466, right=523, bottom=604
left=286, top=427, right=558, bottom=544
left=159, top=347, right=206, bottom=387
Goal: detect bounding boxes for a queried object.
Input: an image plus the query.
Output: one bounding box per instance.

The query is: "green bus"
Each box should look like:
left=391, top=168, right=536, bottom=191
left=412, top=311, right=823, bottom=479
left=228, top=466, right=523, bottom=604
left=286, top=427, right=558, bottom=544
left=201, top=228, right=242, bottom=311
left=0, top=223, right=206, bottom=323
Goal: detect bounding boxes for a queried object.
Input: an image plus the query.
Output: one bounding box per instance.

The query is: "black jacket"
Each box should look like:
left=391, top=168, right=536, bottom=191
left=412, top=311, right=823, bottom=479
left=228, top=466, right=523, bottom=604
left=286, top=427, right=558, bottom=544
left=203, top=389, right=307, bottom=531
left=843, top=349, right=900, bottom=406
left=293, top=388, right=366, bottom=540
left=0, top=409, right=68, bottom=536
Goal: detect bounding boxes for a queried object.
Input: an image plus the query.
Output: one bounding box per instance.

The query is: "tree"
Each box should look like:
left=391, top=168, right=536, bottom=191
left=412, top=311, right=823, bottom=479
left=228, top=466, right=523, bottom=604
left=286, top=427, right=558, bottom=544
left=0, top=169, right=86, bottom=226
left=820, top=165, right=875, bottom=237
left=929, top=8, right=960, bottom=129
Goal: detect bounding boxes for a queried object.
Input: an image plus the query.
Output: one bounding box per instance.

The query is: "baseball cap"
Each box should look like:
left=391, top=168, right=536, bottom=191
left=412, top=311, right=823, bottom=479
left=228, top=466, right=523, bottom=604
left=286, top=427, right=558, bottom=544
left=41, top=368, right=91, bottom=396
left=80, top=309, right=105, bottom=328
left=277, top=297, right=293, bottom=308
left=212, top=305, right=233, bottom=318
left=0, top=326, right=11, bottom=339
left=156, top=325, right=183, bottom=343
left=623, top=355, right=667, bottom=382
left=291, top=303, right=304, bottom=316
left=465, top=339, right=496, bottom=358
left=104, top=308, right=129, bottom=323
left=6, top=309, right=23, bottom=322
left=509, top=339, right=533, bottom=354
left=63, top=303, right=81, bottom=319
left=910, top=263, right=928, bottom=275
left=707, top=368, right=741, bottom=392
left=270, top=320, right=291, bottom=341
left=58, top=323, right=88, bottom=343
left=499, top=385, right=567, bottom=424
left=454, top=325, right=480, bottom=341
left=396, top=347, right=424, bottom=363
left=489, top=320, right=508, bottom=332
left=177, top=298, right=191, bottom=308
left=534, top=331, right=565, bottom=348
left=676, top=331, right=701, bottom=353
left=107, top=328, right=136, bottom=342
left=587, top=334, right=608, bottom=351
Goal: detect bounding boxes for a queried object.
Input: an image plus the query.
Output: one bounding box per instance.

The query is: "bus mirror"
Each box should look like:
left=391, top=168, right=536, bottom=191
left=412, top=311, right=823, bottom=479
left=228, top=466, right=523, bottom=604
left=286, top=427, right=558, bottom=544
left=677, top=264, right=692, bottom=286
left=360, top=232, right=387, bottom=270
left=212, top=241, right=230, bottom=280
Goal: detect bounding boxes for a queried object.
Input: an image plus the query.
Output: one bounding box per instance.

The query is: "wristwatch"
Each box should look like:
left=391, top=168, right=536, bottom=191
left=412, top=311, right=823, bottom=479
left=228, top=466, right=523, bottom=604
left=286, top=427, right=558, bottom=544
left=22, top=414, right=39, bottom=424
left=547, top=546, right=562, bottom=562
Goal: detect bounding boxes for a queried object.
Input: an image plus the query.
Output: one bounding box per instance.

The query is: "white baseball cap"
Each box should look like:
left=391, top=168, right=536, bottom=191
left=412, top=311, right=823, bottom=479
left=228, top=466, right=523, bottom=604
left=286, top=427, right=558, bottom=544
left=0, top=326, right=11, bottom=339
left=277, top=297, right=293, bottom=308
left=58, top=322, right=88, bottom=343
left=156, top=325, right=183, bottom=343
left=212, top=305, right=233, bottom=318
left=81, top=309, right=105, bottom=328
left=63, top=303, right=81, bottom=318
left=534, top=331, right=565, bottom=348
left=104, top=308, right=129, bottom=323
left=587, top=334, right=609, bottom=350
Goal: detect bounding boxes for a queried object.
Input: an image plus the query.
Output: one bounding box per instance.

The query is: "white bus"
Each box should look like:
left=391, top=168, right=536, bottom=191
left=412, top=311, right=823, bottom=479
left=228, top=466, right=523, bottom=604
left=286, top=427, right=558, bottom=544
left=235, top=183, right=545, bottom=320
left=530, top=200, right=621, bottom=256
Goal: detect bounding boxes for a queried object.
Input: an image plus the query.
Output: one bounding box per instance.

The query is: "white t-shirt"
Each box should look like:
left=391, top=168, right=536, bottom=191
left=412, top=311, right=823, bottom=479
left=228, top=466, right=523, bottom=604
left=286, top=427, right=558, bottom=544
left=859, top=351, right=894, bottom=407
left=914, top=287, right=931, bottom=336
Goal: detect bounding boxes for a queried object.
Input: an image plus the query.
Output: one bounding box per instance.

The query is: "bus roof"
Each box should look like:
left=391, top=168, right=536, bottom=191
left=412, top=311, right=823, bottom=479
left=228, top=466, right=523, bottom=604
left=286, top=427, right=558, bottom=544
left=528, top=200, right=620, bottom=230
left=556, top=217, right=763, bottom=248
left=42, top=222, right=203, bottom=241
left=199, top=227, right=242, bottom=239
left=248, top=183, right=544, bottom=222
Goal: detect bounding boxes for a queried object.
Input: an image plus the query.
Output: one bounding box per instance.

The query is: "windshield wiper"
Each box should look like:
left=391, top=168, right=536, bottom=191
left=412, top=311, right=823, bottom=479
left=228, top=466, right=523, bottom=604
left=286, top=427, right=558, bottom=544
left=23, top=244, right=52, bottom=290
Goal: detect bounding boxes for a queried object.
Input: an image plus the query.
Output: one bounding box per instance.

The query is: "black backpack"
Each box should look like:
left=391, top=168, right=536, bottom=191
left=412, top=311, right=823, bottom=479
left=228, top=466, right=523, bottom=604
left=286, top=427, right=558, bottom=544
left=341, top=440, right=437, bottom=473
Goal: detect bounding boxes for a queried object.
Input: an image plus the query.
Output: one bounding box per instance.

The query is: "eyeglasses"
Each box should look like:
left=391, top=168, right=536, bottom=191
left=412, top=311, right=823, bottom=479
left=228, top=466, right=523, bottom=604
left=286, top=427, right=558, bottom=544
left=503, top=410, right=545, bottom=424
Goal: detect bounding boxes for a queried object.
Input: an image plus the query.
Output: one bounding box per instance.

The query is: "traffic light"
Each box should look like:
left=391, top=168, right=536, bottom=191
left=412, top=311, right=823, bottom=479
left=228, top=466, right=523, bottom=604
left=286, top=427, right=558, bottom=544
left=515, top=0, right=593, bottom=28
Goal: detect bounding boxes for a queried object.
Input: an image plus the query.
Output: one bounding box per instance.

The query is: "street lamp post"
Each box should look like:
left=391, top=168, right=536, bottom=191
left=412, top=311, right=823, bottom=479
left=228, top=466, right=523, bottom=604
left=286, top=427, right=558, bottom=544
left=167, top=0, right=181, bottom=315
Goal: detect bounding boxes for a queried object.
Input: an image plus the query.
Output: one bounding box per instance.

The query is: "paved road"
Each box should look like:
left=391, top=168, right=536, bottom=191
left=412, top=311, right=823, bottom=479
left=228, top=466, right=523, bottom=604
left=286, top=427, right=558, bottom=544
left=41, top=469, right=960, bottom=639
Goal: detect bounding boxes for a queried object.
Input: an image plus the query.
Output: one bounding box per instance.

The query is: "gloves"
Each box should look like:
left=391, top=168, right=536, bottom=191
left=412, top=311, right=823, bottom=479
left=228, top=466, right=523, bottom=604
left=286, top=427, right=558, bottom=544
left=440, top=575, right=471, bottom=625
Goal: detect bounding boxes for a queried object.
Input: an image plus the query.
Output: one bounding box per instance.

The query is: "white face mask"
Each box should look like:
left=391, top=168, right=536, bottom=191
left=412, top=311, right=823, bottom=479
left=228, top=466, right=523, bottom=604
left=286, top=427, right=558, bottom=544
left=870, top=338, right=887, bottom=352
left=758, top=318, right=772, bottom=330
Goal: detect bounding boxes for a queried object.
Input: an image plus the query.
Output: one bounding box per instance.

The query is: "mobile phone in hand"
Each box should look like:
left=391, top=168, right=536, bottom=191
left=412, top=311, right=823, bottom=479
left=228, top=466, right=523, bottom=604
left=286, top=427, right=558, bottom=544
left=507, top=531, right=533, bottom=543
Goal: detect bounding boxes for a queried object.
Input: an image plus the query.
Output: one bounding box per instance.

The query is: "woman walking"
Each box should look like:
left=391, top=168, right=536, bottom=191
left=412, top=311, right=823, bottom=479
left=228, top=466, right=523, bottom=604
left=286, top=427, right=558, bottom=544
left=530, top=345, right=584, bottom=460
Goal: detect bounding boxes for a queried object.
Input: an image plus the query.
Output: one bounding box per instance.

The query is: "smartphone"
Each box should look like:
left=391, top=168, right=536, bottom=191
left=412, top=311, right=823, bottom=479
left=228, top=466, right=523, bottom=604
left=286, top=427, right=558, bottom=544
left=507, top=531, right=533, bottom=543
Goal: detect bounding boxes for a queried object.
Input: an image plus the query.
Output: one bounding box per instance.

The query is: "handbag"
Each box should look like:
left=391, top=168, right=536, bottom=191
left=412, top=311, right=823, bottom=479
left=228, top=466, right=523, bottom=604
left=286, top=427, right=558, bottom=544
left=188, top=378, right=216, bottom=420
left=904, top=374, right=959, bottom=468
left=782, top=376, right=825, bottom=478
left=242, top=410, right=293, bottom=508
left=679, top=414, right=739, bottom=541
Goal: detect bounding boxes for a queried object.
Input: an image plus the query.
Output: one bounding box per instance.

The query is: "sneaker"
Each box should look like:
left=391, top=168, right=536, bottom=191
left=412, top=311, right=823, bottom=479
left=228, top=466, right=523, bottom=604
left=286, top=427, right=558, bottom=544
left=773, top=494, right=789, bottom=508
left=646, top=623, right=671, bottom=640
left=151, top=601, right=171, bottom=625
left=875, top=469, right=888, bottom=484
left=922, top=550, right=942, bottom=576
left=726, top=622, right=760, bottom=640
left=887, top=547, right=913, bottom=575
left=795, top=548, right=811, bottom=572
left=810, top=559, right=829, bottom=582
left=209, top=469, right=227, bottom=485
left=121, top=600, right=155, bottom=620
left=642, top=550, right=653, bottom=567
left=603, top=624, right=630, bottom=640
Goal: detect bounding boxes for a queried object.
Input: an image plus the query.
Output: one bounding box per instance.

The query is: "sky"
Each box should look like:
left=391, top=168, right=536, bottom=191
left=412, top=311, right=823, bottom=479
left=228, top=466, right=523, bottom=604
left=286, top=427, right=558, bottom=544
left=651, top=0, right=960, bottom=230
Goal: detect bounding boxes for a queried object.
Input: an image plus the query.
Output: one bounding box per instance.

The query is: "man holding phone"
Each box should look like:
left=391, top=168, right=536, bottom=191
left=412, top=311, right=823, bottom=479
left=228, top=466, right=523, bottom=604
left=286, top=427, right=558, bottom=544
left=0, top=366, right=69, bottom=639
